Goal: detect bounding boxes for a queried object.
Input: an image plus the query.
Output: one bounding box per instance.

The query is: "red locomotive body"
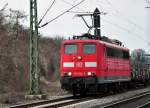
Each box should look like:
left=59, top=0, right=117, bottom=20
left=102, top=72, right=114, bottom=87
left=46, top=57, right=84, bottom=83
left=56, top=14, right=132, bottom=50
left=60, top=38, right=131, bottom=95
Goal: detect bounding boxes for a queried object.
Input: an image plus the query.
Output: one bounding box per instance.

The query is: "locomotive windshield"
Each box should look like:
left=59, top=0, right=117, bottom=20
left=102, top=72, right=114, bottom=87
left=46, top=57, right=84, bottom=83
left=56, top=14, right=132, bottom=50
left=83, top=44, right=96, bottom=54
left=64, top=44, right=77, bottom=54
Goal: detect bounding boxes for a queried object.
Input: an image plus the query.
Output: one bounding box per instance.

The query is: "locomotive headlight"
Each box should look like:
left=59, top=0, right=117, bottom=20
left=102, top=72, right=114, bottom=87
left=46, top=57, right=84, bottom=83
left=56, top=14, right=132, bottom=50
left=87, top=72, right=96, bottom=76
left=77, top=56, right=82, bottom=60
left=87, top=72, right=92, bottom=76
left=68, top=72, right=72, bottom=76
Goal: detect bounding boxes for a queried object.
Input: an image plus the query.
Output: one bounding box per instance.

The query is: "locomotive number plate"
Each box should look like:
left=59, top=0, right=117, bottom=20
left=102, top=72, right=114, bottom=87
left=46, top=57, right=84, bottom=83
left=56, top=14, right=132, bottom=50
left=76, top=62, right=83, bottom=67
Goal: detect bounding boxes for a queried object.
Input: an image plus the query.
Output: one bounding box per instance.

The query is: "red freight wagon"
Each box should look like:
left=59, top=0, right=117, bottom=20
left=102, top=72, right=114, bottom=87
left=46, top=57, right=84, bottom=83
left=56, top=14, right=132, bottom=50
left=60, top=37, right=131, bottom=96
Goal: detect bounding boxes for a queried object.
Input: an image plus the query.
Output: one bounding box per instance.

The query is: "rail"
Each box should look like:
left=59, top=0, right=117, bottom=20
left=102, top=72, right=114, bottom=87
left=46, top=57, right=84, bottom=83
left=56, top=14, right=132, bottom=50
left=137, top=101, right=150, bottom=108
left=10, top=96, right=73, bottom=108
left=101, top=92, right=150, bottom=108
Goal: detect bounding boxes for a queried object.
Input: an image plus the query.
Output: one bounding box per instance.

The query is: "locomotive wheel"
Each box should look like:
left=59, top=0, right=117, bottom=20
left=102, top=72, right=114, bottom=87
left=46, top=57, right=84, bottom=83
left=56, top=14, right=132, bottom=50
left=114, top=83, right=121, bottom=93
left=80, top=88, right=87, bottom=96
left=81, top=84, right=87, bottom=96
left=73, top=89, right=77, bottom=97
left=72, top=85, right=78, bottom=97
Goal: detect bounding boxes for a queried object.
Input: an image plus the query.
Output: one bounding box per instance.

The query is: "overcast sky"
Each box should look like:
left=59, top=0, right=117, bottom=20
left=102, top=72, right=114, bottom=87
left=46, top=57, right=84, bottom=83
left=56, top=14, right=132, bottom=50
left=0, top=0, right=150, bottom=53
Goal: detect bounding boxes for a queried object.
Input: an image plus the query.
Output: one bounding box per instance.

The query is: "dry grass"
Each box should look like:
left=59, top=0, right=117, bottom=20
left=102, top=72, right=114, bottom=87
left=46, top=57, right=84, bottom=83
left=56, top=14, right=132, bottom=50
left=0, top=10, right=65, bottom=104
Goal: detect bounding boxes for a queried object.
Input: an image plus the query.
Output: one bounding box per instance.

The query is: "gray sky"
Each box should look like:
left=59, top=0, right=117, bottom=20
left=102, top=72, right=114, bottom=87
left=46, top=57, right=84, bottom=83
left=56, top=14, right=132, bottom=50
left=0, top=0, right=150, bottom=53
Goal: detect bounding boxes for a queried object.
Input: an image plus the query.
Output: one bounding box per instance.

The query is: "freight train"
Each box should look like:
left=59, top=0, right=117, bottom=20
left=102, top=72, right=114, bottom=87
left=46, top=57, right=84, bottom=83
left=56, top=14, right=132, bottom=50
left=60, top=34, right=150, bottom=96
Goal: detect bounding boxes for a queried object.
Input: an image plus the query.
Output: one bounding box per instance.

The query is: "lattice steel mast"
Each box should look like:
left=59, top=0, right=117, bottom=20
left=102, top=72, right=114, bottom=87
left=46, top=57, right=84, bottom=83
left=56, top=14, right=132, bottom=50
left=29, top=0, right=40, bottom=94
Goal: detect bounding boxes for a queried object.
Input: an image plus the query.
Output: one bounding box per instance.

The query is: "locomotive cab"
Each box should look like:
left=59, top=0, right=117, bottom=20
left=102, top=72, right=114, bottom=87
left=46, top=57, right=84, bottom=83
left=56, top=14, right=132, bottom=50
left=60, top=40, right=100, bottom=95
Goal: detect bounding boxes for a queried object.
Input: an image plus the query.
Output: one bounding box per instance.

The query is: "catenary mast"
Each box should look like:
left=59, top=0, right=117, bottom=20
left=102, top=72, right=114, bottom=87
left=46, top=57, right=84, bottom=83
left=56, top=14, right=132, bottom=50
left=29, top=0, right=40, bottom=95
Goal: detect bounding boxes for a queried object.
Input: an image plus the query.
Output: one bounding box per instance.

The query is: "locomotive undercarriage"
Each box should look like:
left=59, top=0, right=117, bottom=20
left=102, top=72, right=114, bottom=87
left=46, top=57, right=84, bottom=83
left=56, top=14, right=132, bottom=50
left=61, top=77, right=130, bottom=96
left=61, top=76, right=97, bottom=96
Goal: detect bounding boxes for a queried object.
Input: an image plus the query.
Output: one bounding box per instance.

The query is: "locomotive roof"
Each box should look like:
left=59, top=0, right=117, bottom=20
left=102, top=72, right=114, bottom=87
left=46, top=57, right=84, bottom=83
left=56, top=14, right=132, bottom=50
left=62, top=39, right=129, bottom=51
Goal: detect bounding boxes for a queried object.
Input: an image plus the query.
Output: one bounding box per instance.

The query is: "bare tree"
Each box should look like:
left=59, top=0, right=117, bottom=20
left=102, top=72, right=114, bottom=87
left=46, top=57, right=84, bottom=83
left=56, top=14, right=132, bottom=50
left=0, top=3, right=8, bottom=12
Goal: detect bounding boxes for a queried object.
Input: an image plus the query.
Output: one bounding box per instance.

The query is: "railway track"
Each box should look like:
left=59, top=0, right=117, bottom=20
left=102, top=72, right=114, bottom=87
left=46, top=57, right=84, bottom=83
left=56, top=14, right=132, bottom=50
left=10, top=96, right=73, bottom=108
left=10, top=86, right=150, bottom=108
left=137, top=101, right=150, bottom=108
left=10, top=96, right=95, bottom=108
left=101, top=92, right=150, bottom=108
left=29, top=96, right=94, bottom=108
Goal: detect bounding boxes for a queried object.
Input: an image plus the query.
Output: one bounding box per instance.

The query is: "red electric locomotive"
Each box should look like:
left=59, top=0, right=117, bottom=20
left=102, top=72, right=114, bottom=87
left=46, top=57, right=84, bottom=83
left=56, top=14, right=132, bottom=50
left=60, top=34, right=131, bottom=96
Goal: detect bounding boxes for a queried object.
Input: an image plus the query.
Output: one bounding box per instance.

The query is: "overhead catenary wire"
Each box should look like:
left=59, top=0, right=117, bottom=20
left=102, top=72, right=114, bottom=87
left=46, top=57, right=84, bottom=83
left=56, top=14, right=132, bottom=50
left=67, top=11, right=91, bottom=13
left=61, top=0, right=148, bottom=43
left=39, top=0, right=86, bottom=28
left=101, top=18, right=149, bottom=43
left=38, top=0, right=148, bottom=44
left=61, top=0, right=85, bottom=12
left=145, top=0, right=150, bottom=5
left=61, top=0, right=75, bottom=6
left=67, top=9, right=148, bottom=43
left=145, top=0, right=150, bottom=8
left=105, top=0, right=119, bottom=13
left=97, top=0, right=149, bottom=34
left=68, top=10, right=107, bottom=15
left=96, top=0, right=149, bottom=44
left=38, top=0, right=56, bottom=25
left=103, top=0, right=149, bottom=46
